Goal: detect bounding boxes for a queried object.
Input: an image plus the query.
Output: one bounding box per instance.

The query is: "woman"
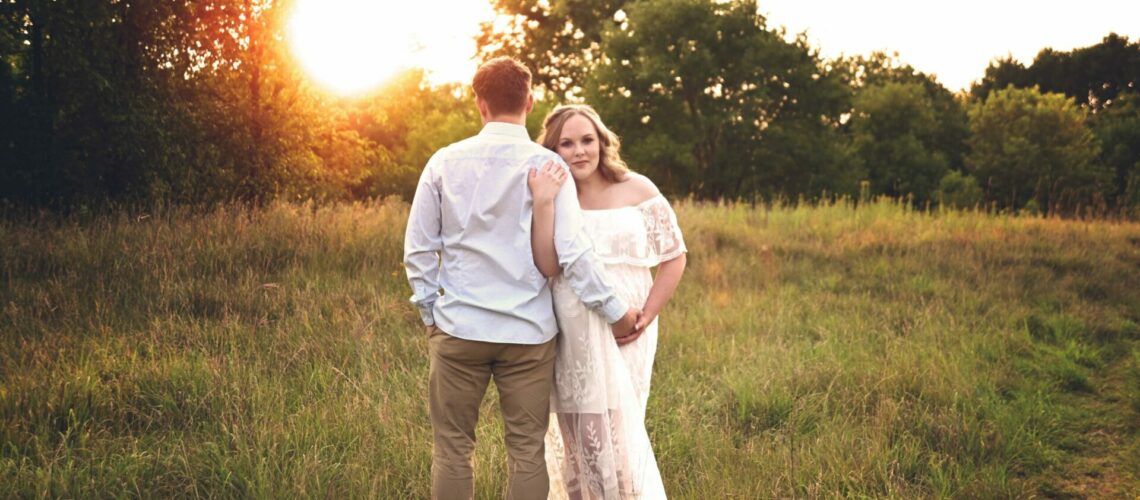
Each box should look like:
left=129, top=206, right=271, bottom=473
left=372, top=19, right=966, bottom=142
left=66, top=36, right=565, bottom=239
left=528, top=104, right=687, bottom=499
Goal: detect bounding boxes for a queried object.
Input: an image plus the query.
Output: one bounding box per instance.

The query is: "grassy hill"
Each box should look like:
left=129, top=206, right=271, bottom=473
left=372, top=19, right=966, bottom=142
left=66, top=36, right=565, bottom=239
left=2, top=198, right=1138, bottom=498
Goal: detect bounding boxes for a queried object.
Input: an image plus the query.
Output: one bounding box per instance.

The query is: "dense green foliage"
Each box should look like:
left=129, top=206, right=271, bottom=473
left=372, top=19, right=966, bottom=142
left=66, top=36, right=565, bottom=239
left=2, top=200, right=1138, bottom=496
left=849, top=82, right=949, bottom=202
left=587, top=0, right=857, bottom=200
left=972, top=33, right=1140, bottom=111
left=970, top=33, right=1140, bottom=213
left=1, top=0, right=1139, bottom=214
left=0, top=0, right=476, bottom=207
left=966, top=86, right=1109, bottom=213
left=1092, top=92, right=1140, bottom=214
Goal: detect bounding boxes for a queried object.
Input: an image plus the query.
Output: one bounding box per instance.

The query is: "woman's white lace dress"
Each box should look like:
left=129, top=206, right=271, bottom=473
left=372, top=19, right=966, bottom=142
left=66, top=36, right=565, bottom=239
left=546, top=194, right=686, bottom=499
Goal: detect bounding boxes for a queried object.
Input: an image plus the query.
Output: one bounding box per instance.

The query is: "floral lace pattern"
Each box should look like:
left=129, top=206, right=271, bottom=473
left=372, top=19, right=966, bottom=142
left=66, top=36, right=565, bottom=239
left=584, top=195, right=687, bottom=268
left=545, top=194, right=684, bottom=499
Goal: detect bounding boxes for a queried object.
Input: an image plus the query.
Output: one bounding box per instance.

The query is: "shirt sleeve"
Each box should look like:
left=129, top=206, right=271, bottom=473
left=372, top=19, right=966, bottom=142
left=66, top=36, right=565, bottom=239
left=643, top=196, right=687, bottom=265
left=404, top=154, right=443, bottom=326
left=550, top=158, right=628, bottom=324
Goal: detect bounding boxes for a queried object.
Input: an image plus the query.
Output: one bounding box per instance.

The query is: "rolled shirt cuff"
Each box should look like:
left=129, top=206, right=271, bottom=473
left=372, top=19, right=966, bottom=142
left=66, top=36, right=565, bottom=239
left=418, top=304, right=435, bottom=326
left=600, top=296, right=628, bottom=324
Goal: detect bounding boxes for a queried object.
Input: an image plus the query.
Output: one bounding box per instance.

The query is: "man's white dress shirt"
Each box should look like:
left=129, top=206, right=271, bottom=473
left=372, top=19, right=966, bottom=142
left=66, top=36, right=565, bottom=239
left=404, top=122, right=627, bottom=344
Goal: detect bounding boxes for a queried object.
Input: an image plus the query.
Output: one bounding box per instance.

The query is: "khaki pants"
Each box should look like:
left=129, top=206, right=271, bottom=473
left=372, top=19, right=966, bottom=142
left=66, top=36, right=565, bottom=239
left=428, top=326, right=556, bottom=500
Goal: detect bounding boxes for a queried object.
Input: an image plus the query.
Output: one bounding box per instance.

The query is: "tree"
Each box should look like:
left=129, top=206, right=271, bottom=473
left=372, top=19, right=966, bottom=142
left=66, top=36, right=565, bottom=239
left=0, top=0, right=203, bottom=205
left=933, top=170, right=983, bottom=209
left=972, top=33, right=1140, bottom=111
left=477, top=0, right=628, bottom=98
left=838, top=52, right=969, bottom=173
left=348, top=70, right=482, bottom=201
left=586, top=0, right=859, bottom=200
left=849, top=82, right=949, bottom=202
left=1091, top=92, right=1140, bottom=213
left=0, top=0, right=419, bottom=207
left=966, top=86, right=1109, bottom=213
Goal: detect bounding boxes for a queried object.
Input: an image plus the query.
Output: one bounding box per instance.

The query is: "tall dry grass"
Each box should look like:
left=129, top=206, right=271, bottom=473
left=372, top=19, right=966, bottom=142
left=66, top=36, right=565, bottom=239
left=2, top=197, right=1138, bottom=498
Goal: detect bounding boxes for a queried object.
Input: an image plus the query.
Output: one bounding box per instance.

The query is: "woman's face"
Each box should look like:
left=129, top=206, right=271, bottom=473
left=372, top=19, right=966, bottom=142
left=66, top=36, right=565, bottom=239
left=555, top=114, right=601, bottom=182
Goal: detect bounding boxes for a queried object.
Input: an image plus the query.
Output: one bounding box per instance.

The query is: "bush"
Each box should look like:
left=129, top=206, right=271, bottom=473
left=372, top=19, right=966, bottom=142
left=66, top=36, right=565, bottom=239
left=934, top=170, right=984, bottom=209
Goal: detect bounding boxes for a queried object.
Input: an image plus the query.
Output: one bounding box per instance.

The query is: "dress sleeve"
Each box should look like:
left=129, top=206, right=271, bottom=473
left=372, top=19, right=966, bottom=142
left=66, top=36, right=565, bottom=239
left=641, top=196, right=687, bottom=265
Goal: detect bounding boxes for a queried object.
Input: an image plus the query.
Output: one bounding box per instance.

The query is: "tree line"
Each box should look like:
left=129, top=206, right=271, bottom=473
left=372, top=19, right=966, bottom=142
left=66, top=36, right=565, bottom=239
left=3, top=0, right=1139, bottom=216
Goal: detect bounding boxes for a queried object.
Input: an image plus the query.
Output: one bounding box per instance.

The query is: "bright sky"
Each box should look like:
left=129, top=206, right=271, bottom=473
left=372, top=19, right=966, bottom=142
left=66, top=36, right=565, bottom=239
left=288, top=0, right=1139, bottom=95
left=759, top=0, right=1140, bottom=92
left=406, top=1, right=497, bottom=85
left=287, top=0, right=494, bottom=94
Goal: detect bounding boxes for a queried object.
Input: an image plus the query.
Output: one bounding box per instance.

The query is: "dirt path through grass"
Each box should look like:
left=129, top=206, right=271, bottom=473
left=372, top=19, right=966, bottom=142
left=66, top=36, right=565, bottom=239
left=1046, top=344, right=1139, bottom=498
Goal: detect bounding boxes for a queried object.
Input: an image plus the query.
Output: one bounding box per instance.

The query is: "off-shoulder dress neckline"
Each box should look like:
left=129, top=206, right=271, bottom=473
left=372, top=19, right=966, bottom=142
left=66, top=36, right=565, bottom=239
left=580, top=193, right=665, bottom=213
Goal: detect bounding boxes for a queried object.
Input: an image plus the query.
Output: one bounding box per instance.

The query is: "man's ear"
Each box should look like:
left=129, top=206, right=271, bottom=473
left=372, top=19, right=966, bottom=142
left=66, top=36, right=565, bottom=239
left=476, top=97, right=491, bottom=123
left=524, top=93, right=534, bottom=115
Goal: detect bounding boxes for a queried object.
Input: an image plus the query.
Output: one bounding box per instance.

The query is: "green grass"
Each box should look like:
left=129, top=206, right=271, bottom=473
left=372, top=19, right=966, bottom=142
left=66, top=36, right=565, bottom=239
left=2, top=198, right=1138, bottom=498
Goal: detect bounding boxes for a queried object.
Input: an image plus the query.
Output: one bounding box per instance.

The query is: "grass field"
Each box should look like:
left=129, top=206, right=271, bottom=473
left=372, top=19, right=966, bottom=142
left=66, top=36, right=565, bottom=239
left=2, top=198, right=1138, bottom=498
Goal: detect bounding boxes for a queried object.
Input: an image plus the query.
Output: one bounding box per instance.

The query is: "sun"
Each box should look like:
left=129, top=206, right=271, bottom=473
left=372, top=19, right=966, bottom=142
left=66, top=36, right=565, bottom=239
left=287, top=0, right=422, bottom=95
left=286, top=0, right=497, bottom=95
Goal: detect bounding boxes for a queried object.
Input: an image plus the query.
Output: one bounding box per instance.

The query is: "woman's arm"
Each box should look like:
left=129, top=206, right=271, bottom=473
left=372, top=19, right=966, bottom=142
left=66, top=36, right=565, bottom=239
left=634, top=253, right=686, bottom=333
left=529, top=161, right=567, bottom=278
left=531, top=200, right=559, bottom=277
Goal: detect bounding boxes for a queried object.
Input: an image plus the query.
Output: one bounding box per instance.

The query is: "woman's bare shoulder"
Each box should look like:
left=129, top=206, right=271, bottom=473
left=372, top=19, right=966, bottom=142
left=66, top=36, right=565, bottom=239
left=618, top=172, right=661, bottom=204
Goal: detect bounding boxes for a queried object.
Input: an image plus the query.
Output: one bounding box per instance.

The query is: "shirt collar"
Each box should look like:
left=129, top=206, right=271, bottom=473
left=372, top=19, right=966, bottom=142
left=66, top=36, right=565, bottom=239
left=480, top=121, right=531, bottom=140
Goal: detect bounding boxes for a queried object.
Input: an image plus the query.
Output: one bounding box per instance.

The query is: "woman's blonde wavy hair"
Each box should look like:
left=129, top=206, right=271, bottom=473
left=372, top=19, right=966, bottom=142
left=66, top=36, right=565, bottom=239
left=538, top=104, right=630, bottom=183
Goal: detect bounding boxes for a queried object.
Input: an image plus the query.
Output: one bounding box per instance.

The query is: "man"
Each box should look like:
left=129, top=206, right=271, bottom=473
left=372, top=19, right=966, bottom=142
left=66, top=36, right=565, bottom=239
left=403, top=57, right=641, bottom=499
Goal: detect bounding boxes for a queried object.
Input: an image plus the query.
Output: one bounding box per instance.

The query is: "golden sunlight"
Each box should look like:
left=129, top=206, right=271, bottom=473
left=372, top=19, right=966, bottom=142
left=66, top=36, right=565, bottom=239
left=287, top=0, right=495, bottom=95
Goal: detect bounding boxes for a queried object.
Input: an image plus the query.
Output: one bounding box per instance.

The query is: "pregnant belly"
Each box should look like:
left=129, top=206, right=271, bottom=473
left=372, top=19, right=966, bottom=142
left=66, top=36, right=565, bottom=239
left=552, top=263, right=652, bottom=316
